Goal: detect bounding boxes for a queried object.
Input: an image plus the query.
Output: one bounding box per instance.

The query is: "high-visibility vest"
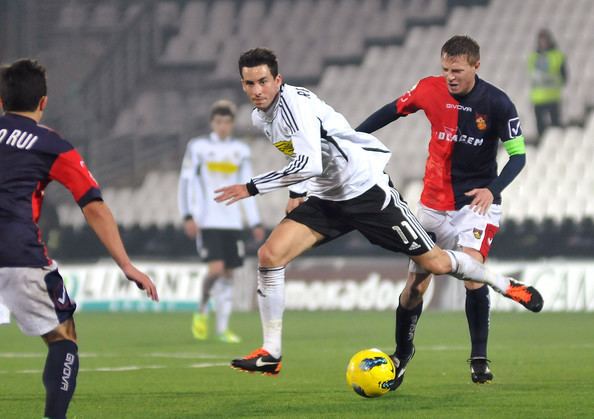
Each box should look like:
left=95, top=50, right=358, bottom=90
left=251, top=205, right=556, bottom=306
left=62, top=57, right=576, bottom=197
left=528, top=49, right=564, bottom=105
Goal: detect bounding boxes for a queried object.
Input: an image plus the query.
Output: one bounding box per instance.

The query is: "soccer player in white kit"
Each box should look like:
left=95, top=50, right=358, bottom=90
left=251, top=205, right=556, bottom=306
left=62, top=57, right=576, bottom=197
left=179, top=100, right=264, bottom=343
left=215, top=48, right=542, bottom=378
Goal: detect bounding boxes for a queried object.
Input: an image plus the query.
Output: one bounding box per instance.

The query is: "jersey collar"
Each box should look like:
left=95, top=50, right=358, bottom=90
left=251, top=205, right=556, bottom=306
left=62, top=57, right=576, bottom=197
left=210, top=132, right=231, bottom=142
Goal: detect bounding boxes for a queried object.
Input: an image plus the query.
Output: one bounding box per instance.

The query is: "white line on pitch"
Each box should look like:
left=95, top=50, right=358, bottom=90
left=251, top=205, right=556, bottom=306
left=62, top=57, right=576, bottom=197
left=0, top=362, right=229, bottom=374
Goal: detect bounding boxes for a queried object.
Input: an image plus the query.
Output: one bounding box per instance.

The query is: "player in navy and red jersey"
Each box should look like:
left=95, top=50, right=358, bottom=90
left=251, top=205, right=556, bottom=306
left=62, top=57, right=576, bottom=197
left=357, top=36, right=527, bottom=387
left=0, top=59, right=158, bottom=419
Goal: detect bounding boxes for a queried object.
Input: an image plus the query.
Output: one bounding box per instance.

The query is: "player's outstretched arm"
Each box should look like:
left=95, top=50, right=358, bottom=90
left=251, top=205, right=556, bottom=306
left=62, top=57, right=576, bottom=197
left=214, top=183, right=250, bottom=205
left=81, top=201, right=159, bottom=301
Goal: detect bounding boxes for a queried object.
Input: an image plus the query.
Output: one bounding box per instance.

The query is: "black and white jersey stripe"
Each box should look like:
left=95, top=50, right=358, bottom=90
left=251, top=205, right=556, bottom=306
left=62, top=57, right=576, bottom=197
left=390, top=187, right=435, bottom=249
left=253, top=154, right=311, bottom=187
left=279, top=96, right=299, bottom=133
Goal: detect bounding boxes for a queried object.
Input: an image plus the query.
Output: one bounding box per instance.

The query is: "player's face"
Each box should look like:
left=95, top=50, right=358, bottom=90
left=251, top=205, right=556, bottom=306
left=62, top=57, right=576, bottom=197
left=211, top=114, right=234, bottom=139
left=241, top=65, right=282, bottom=111
left=441, top=54, right=479, bottom=96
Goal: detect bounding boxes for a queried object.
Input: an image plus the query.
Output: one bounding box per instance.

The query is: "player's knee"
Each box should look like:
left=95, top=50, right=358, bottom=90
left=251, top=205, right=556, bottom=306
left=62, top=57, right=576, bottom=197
left=420, top=253, right=451, bottom=276
left=208, top=261, right=225, bottom=276
left=257, top=243, right=284, bottom=267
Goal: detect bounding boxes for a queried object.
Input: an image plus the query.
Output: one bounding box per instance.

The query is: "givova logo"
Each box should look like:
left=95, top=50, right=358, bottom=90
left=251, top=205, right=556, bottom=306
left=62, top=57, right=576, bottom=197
left=61, top=353, right=76, bottom=391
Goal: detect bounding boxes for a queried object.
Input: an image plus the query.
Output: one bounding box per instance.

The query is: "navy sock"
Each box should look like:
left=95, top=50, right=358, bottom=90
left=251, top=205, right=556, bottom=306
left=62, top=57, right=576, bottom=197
left=465, top=285, right=490, bottom=359
left=395, top=300, right=423, bottom=359
left=43, top=340, right=79, bottom=419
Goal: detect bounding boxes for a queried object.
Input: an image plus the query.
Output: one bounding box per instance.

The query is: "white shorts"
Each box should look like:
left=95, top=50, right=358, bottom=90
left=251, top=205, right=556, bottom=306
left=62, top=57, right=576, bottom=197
left=410, top=203, right=502, bottom=274
left=0, top=262, right=76, bottom=336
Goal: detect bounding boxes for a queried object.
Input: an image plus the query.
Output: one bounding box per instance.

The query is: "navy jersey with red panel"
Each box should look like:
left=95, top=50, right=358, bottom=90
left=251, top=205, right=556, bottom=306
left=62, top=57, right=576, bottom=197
left=395, top=75, right=522, bottom=211
left=0, top=113, right=102, bottom=267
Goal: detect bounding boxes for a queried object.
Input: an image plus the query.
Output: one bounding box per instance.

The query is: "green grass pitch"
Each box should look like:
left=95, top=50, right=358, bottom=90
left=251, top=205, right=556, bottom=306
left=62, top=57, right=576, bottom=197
left=1, top=311, right=593, bottom=418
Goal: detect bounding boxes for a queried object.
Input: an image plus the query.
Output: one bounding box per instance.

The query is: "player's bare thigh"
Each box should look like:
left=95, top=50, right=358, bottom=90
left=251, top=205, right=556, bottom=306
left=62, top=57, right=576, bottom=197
left=258, top=218, right=324, bottom=267
left=42, top=318, right=77, bottom=345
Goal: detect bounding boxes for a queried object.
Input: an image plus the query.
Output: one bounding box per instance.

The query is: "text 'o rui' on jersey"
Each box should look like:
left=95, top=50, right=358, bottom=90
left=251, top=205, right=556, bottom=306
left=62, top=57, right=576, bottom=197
left=0, top=113, right=102, bottom=267
left=395, top=76, right=525, bottom=210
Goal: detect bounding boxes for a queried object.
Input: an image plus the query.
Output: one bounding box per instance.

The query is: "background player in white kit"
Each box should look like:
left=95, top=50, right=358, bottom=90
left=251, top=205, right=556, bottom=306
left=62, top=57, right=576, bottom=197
left=178, top=100, right=265, bottom=343
left=214, top=48, right=542, bottom=378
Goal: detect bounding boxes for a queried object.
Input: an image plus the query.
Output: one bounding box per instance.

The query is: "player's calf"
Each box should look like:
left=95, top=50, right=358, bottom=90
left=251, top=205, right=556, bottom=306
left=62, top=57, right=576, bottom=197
left=43, top=339, right=79, bottom=419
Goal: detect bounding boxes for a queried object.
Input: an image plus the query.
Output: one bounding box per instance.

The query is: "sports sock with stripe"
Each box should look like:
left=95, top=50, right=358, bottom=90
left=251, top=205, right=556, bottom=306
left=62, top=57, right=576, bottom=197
left=465, top=285, right=490, bottom=359
left=394, top=299, right=423, bottom=359
left=446, top=250, right=510, bottom=292
left=43, top=339, right=79, bottom=419
left=257, top=266, right=285, bottom=359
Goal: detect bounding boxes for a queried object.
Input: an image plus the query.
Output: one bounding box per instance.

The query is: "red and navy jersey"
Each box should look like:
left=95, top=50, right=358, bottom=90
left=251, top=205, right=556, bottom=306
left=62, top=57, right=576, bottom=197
left=0, top=113, right=102, bottom=267
left=396, top=76, right=522, bottom=210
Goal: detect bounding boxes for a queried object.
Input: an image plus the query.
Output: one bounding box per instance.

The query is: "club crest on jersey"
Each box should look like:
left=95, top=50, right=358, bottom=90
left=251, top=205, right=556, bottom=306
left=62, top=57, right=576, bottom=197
left=273, top=140, right=295, bottom=157
left=473, top=228, right=483, bottom=240
left=475, top=114, right=488, bottom=131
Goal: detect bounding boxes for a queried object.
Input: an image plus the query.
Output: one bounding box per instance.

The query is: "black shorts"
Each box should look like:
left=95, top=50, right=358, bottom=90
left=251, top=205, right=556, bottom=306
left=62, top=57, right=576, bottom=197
left=286, top=185, right=434, bottom=256
left=199, top=229, right=245, bottom=268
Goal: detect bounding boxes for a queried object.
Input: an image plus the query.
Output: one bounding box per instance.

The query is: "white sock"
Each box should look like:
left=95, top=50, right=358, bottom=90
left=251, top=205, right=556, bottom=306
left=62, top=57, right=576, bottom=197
left=0, top=303, right=10, bottom=325
left=446, top=250, right=510, bottom=293
left=215, top=277, right=234, bottom=335
left=257, top=266, right=285, bottom=358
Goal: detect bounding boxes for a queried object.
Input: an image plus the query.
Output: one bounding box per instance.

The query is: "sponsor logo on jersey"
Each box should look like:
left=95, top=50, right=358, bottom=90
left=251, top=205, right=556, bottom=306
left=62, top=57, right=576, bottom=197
left=508, top=117, right=522, bottom=138
left=475, top=113, right=488, bottom=130
left=446, top=103, right=473, bottom=112
left=437, top=130, right=484, bottom=146
left=473, top=228, right=483, bottom=239
left=273, top=140, right=295, bottom=157
left=206, top=161, right=239, bottom=174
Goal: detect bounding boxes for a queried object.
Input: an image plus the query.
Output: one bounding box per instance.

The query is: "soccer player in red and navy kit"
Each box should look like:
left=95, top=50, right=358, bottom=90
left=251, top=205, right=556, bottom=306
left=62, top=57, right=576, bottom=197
left=358, top=36, right=527, bottom=386
left=0, top=59, right=159, bottom=419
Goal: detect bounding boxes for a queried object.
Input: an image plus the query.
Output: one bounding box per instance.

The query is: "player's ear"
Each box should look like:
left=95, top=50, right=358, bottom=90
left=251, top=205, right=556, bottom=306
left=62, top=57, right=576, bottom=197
left=475, top=60, right=481, bottom=71
left=38, top=96, right=48, bottom=112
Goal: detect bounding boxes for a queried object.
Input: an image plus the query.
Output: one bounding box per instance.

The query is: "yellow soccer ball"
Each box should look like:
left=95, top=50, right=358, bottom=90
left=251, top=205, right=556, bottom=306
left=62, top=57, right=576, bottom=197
left=346, top=348, right=396, bottom=398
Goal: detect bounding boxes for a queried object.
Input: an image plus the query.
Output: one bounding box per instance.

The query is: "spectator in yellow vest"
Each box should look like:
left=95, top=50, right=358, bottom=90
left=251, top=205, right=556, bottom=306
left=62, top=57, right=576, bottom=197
left=528, top=29, right=567, bottom=138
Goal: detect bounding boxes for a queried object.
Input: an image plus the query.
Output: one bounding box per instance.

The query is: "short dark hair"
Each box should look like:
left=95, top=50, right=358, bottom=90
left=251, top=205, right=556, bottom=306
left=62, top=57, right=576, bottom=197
left=441, top=35, right=480, bottom=65
left=0, top=59, right=47, bottom=112
left=238, top=48, right=279, bottom=78
left=210, top=99, right=236, bottom=120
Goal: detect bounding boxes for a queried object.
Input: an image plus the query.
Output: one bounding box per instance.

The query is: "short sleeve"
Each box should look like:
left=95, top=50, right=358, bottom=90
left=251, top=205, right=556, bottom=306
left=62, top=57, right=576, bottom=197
left=49, top=148, right=102, bottom=207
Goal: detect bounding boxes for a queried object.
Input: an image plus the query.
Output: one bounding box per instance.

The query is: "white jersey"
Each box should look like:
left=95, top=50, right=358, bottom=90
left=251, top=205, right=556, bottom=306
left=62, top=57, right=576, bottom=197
left=178, top=133, right=261, bottom=229
left=250, top=84, right=392, bottom=202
